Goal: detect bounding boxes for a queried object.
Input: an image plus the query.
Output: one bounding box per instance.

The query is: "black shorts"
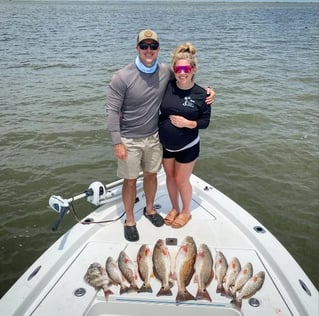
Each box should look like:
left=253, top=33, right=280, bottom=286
left=163, top=142, right=200, bottom=163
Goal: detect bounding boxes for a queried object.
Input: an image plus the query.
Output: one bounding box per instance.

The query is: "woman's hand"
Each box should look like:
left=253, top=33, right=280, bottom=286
left=169, top=115, right=197, bottom=129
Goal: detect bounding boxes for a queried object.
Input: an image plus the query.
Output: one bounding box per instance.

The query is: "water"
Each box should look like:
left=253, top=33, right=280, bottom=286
left=0, top=1, right=318, bottom=297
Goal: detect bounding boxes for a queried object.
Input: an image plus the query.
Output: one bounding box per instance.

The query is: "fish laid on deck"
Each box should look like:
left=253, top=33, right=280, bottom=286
left=174, top=236, right=197, bottom=302
left=231, top=271, right=265, bottom=309
left=224, top=257, right=241, bottom=297
left=105, top=256, right=129, bottom=294
left=84, top=262, right=113, bottom=299
left=118, top=251, right=139, bottom=293
left=230, top=262, right=253, bottom=298
left=194, top=243, right=214, bottom=302
left=152, top=239, right=173, bottom=297
left=137, top=244, right=153, bottom=293
left=214, top=250, right=228, bottom=295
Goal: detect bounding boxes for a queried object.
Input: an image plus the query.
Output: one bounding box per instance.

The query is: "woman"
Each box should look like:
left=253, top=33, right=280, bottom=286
left=159, top=42, right=212, bottom=228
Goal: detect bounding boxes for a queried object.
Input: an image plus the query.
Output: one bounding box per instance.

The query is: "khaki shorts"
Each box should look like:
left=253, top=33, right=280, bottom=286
left=117, top=132, right=163, bottom=179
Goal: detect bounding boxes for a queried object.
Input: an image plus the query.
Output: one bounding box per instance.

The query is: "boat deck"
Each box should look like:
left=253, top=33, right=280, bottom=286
left=30, top=187, right=292, bottom=316
left=1, top=172, right=317, bottom=316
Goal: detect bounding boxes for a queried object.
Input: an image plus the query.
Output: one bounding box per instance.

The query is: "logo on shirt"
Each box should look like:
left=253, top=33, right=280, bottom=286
left=183, top=96, right=195, bottom=108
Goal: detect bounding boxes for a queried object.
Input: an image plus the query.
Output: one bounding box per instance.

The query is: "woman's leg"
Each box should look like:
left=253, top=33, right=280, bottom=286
left=163, top=158, right=180, bottom=212
left=175, top=159, right=196, bottom=216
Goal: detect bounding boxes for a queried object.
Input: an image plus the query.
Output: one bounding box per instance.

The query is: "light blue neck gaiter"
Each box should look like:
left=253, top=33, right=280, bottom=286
left=135, top=56, right=159, bottom=73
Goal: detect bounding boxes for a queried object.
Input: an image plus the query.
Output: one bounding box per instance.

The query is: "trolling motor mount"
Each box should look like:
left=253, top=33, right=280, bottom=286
left=86, top=181, right=107, bottom=206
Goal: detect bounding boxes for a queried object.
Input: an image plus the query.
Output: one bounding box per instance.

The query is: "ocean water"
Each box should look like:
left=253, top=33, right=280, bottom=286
left=0, top=1, right=318, bottom=297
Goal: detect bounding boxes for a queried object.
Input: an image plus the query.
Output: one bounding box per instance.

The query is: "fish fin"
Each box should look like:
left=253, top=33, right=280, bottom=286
left=196, top=288, right=212, bottom=302
left=127, top=284, right=139, bottom=293
left=216, top=283, right=226, bottom=295
left=156, top=286, right=173, bottom=297
left=138, top=283, right=153, bottom=293
left=230, top=298, right=242, bottom=310
left=187, top=269, right=195, bottom=286
left=242, top=292, right=257, bottom=300
left=119, top=286, right=129, bottom=295
left=194, top=275, right=198, bottom=283
left=226, top=289, right=234, bottom=298
left=176, top=289, right=196, bottom=302
left=103, top=289, right=114, bottom=300
left=229, top=287, right=236, bottom=298
left=153, top=267, right=160, bottom=280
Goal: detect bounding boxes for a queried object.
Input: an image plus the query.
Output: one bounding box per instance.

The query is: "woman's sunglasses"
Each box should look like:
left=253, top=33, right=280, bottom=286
left=174, top=65, right=193, bottom=74
left=138, top=42, right=159, bottom=50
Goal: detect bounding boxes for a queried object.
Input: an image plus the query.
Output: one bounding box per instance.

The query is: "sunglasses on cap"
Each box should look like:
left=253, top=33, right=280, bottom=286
left=138, top=42, right=159, bottom=50
left=174, top=65, right=193, bottom=74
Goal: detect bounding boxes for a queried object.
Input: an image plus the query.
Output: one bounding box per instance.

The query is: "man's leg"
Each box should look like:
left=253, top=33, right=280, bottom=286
left=122, top=178, right=137, bottom=225
left=143, top=171, right=157, bottom=214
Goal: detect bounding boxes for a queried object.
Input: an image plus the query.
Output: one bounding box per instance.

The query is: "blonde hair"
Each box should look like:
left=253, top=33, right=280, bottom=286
left=171, top=42, right=198, bottom=70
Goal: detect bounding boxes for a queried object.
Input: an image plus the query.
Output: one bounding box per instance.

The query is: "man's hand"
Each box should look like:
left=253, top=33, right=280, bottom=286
left=114, top=143, right=128, bottom=160
left=205, top=87, right=215, bottom=105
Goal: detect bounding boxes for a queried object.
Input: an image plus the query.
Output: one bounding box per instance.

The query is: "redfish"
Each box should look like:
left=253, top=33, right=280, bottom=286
left=105, top=256, right=129, bottom=294
left=175, top=236, right=197, bottom=302
left=194, top=243, right=214, bottom=302
left=231, top=271, right=265, bottom=309
left=224, top=257, right=241, bottom=297
left=152, top=239, right=173, bottom=296
left=118, top=251, right=139, bottom=292
left=230, top=262, right=253, bottom=297
left=137, top=244, right=153, bottom=293
left=214, top=250, right=228, bottom=295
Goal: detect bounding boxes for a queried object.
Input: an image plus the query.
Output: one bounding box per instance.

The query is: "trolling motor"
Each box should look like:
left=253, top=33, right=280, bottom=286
left=49, top=181, right=109, bottom=231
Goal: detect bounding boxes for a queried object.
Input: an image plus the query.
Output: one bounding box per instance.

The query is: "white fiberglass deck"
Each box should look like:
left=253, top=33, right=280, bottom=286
left=0, top=172, right=317, bottom=316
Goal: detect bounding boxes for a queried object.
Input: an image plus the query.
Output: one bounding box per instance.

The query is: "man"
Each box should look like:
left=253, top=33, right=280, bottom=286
left=106, top=29, right=214, bottom=242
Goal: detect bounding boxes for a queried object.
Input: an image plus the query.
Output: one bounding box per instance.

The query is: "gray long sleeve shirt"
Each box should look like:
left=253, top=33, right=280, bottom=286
left=106, top=62, right=172, bottom=145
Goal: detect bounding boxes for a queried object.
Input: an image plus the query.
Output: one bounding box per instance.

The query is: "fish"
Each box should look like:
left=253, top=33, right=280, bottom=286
left=231, top=271, right=265, bottom=309
left=137, top=244, right=153, bottom=293
left=174, top=236, right=197, bottom=302
left=214, top=250, right=228, bottom=295
left=84, top=262, right=113, bottom=299
left=105, top=256, right=129, bottom=294
left=152, top=239, right=173, bottom=296
left=118, top=250, right=139, bottom=292
left=230, top=262, right=253, bottom=297
left=194, top=243, right=214, bottom=302
left=223, top=257, right=241, bottom=297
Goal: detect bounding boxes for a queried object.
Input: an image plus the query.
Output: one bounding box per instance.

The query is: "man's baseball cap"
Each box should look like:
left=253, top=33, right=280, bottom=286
left=137, top=29, right=159, bottom=44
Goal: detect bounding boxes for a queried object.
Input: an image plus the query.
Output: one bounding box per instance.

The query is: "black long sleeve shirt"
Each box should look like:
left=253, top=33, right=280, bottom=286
left=159, top=79, right=211, bottom=151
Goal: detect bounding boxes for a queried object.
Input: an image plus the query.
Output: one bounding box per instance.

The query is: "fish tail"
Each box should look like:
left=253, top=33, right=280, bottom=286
left=119, top=286, right=129, bottom=295
left=138, top=283, right=153, bottom=293
left=229, top=287, right=236, bottom=298
left=226, top=289, right=234, bottom=298
left=196, top=288, right=212, bottom=302
left=176, top=289, right=196, bottom=302
left=127, top=284, right=139, bottom=293
left=156, top=286, right=173, bottom=297
left=216, top=283, right=226, bottom=295
left=103, top=289, right=114, bottom=300
left=230, top=298, right=242, bottom=310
